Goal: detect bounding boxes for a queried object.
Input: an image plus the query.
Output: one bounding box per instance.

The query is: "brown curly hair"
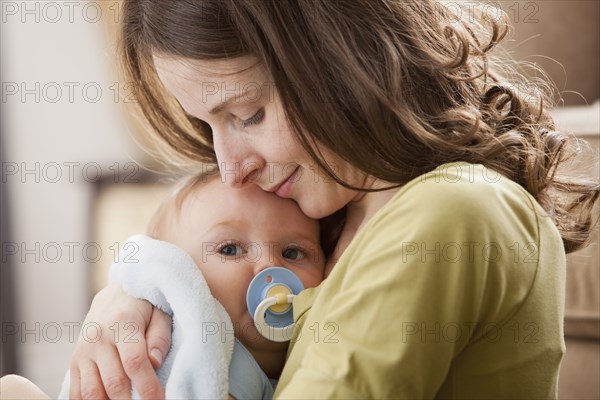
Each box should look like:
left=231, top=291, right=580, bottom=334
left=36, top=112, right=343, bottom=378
left=120, top=0, right=598, bottom=253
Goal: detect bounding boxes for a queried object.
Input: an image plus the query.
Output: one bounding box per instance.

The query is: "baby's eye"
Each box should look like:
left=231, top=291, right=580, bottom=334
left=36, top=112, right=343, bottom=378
left=282, top=247, right=305, bottom=261
left=218, top=243, right=244, bottom=257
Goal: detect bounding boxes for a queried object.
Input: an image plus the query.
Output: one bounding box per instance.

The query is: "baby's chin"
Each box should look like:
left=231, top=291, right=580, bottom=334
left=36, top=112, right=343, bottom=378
left=234, top=313, right=289, bottom=353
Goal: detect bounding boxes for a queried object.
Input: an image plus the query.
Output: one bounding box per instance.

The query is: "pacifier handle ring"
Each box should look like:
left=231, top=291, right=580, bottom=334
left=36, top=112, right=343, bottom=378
left=253, top=294, right=296, bottom=342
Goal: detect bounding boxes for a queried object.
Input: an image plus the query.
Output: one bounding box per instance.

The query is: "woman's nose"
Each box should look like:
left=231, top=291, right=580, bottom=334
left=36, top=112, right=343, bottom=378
left=220, top=159, right=262, bottom=188
left=212, top=132, right=263, bottom=188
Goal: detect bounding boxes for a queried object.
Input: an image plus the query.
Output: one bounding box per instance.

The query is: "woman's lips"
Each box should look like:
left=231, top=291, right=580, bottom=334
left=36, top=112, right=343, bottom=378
left=275, top=167, right=299, bottom=198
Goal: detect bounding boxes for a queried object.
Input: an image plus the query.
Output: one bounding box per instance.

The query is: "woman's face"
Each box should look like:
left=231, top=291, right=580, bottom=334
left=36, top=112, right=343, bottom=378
left=153, top=55, right=363, bottom=219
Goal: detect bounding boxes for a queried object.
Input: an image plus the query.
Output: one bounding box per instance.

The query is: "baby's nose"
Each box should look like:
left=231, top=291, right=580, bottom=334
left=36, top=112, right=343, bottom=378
left=252, top=245, right=286, bottom=275
left=253, top=263, right=273, bottom=277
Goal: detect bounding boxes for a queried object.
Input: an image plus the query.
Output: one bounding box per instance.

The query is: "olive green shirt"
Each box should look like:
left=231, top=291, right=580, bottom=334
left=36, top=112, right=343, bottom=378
left=274, top=162, right=566, bottom=399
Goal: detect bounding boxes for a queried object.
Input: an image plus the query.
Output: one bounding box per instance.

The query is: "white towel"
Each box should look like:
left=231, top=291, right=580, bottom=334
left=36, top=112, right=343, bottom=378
left=59, top=234, right=234, bottom=399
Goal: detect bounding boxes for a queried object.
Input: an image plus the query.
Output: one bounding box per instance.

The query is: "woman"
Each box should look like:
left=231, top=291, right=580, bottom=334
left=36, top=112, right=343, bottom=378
left=55, top=0, right=600, bottom=398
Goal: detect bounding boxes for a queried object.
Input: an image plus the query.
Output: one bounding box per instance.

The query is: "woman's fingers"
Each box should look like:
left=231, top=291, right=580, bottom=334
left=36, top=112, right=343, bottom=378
left=69, top=366, right=81, bottom=400
left=115, top=321, right=165, bottom=400
left=146, top=307, right=172, bottom=369
left=68, top=283, right=169, bottom=400
left=78, top=361, right=108, bottom=400
left=97, top=346, right=132, bottom=400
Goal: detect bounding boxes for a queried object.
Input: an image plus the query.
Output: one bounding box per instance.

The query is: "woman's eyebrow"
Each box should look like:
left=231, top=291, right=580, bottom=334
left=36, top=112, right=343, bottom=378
left=209, top=85, right=261, bottom=115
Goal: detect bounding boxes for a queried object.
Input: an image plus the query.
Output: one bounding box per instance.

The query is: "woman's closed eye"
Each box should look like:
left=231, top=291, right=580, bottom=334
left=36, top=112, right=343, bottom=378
left=282, top=246, right=306, bottom=261
left=239, top=107, right=265, bottom=129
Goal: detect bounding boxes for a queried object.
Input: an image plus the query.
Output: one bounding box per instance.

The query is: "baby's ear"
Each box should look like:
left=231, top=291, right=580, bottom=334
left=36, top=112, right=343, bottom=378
left=318, top=206, right=347, bottom=259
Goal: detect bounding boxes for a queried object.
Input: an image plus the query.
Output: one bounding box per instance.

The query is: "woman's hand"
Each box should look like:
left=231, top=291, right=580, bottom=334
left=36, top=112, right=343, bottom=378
left=69, top=282, right=172, bottom=399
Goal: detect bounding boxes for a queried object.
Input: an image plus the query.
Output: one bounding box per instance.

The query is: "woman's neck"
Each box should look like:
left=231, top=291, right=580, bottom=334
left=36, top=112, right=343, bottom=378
left=324, top=180, right=400, bottom=277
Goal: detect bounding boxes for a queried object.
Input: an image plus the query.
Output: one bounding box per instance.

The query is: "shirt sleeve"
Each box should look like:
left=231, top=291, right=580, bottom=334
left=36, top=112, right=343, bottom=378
left=229, top=338, right=274, bottom=400
left=276, top=170, right=542, bottom=398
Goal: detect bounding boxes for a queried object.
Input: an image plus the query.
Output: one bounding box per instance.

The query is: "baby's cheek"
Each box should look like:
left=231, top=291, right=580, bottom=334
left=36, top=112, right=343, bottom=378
left=220, top=287, right=252, bottom=325
left=300, top=268, right=324, bottom=289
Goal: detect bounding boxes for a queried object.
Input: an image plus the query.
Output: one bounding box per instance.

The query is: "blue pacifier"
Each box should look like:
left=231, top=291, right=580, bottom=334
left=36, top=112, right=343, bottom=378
left=246, top=267, right=304, bottom=342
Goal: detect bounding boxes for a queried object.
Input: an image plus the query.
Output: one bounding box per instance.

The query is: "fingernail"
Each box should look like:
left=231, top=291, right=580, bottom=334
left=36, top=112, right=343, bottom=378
left=150, top=348, right=163, bottom=366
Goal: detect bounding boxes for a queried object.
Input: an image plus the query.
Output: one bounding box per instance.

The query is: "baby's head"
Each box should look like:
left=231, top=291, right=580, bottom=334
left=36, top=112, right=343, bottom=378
left=148, top=169, right=325, bottom=354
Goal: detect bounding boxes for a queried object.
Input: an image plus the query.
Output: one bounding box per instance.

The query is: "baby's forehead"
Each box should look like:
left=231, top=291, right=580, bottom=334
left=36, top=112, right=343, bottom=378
left=163, top=172, right=315, bottom=225
left=153, top=175, right=324, bottom=260
left=189, top=179, right=319, bottom=228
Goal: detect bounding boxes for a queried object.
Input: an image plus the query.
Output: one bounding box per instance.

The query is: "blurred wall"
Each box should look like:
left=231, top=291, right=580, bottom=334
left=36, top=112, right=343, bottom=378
left=0, top=124, right=18, bottom=376
left=1, top=0, right=145, bottom=394
left=497, top=0, right=599, bottom=105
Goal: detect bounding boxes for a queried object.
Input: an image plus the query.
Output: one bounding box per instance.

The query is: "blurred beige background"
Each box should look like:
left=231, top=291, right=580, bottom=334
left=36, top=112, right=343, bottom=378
left=498, top=0, right=599, bottom=105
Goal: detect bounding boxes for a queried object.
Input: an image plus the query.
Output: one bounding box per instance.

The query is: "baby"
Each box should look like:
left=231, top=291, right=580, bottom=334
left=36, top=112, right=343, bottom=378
left=145, top=169, right=326, bottom=398
left=0, top=169, right=327, bottom=400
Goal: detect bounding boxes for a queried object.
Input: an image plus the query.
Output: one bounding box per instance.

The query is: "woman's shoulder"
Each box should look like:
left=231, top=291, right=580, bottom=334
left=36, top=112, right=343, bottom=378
left=373, top=162, right=546, bottom=235
left=335, top=162, right=565, bottom=330
left=403, top=162, right=531, bottom=208
left=352, top=161, right=565, bottom=272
